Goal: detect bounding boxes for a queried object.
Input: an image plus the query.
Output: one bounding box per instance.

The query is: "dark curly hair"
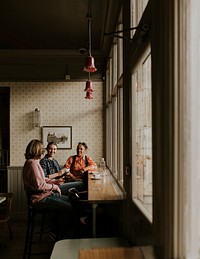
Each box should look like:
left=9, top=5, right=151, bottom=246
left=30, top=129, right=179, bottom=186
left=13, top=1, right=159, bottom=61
left=76, top=142, right=88, bottom=153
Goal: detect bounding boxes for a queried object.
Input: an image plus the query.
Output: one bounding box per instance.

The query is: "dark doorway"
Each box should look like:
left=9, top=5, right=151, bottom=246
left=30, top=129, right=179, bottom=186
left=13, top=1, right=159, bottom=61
left=0, top=87, right=10, bottom=192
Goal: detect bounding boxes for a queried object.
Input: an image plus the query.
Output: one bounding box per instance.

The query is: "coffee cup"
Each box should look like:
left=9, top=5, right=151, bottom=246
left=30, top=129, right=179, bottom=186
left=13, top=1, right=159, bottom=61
left=93, top=173, right=100, bottom=179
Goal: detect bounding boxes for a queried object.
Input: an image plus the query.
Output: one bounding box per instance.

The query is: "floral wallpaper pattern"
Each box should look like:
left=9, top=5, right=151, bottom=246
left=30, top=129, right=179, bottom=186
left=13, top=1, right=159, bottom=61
left=0, top=81, right=103, bottom=166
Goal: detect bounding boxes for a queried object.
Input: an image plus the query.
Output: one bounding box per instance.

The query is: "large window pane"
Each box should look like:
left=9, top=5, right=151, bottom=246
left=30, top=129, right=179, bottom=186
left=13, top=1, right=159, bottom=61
left=132, top=48, right=152, bottom=221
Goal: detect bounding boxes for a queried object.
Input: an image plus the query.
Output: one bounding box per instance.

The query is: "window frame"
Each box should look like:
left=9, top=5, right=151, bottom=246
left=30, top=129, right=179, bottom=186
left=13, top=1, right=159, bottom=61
left=105, top=15, right=124, bottom=184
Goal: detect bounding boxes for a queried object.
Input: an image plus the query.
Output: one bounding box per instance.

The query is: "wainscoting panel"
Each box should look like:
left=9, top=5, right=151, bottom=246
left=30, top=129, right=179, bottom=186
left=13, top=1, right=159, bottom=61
left=7, top=166, right=27, bottom=218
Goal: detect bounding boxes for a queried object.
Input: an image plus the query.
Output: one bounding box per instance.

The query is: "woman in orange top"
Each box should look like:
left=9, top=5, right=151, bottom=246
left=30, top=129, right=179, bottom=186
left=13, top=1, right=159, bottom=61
left=64, top=142, right=97, bottom=188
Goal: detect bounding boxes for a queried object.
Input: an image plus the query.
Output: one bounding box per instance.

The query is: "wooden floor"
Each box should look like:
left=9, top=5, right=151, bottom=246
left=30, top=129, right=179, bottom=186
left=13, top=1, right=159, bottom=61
left=0, top=209, right=116, bottom=259
left=0, top=220, right=99, bottom=259
left=0, top=220, right=55, bottom=259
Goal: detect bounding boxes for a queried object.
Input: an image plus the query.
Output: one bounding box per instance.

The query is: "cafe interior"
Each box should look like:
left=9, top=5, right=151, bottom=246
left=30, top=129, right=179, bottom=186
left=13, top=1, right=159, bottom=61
left=0, top=0, right=199, bottom=258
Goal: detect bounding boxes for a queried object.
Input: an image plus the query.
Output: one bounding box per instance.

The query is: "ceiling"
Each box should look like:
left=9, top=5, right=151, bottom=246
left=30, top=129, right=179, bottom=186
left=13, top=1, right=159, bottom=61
left=0, top=0, right=122, bottom=81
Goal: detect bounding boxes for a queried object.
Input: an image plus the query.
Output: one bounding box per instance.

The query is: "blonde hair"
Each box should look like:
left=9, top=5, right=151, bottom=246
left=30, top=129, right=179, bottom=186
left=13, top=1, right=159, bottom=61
left=24, top=139, right=44, bottom=160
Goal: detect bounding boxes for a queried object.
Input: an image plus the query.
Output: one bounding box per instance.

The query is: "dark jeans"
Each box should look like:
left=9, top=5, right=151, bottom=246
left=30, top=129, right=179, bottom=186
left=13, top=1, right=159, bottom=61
left=59, top=180, right=86, bottom=195
left=33, top=193, right=73, bottom=237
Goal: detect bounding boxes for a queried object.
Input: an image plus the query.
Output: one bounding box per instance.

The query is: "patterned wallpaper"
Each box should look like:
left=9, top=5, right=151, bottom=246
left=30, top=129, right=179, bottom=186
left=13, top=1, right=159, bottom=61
left=0, top=81, right=103, bottom=166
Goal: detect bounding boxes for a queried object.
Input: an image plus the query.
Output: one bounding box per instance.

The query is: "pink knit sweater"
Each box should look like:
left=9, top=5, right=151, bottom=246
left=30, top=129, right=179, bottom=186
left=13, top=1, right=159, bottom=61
left=22, top=159, right=59, bottom=204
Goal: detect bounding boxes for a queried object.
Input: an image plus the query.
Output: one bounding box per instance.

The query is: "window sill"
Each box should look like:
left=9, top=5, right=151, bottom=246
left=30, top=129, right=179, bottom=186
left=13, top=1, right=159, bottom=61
left=132, top=198, right=152, bottom=223
left=140, top=246, right=157, bottom=259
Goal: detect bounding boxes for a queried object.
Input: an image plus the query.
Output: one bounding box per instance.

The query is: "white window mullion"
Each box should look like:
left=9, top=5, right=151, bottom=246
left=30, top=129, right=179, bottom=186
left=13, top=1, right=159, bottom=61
left=184, top=0, right=200, bottom=257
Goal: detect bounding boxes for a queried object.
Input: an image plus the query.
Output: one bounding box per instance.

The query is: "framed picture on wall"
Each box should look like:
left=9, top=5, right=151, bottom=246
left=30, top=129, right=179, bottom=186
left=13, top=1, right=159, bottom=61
left=42, top=126, right=72, bottom=149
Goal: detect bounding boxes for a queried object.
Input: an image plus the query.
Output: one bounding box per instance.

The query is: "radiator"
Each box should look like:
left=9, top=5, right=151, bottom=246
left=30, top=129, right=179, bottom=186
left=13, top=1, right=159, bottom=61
left=7, top=166, right=27, bottom=216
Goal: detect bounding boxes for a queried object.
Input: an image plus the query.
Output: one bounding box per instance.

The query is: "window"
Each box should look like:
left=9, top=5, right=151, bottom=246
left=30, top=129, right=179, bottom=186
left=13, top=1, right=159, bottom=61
left=131, top=47, right=152, bottom=221
left=106, top=12, right=123, bottom=184
left=130, top=0, right=148, bottom=38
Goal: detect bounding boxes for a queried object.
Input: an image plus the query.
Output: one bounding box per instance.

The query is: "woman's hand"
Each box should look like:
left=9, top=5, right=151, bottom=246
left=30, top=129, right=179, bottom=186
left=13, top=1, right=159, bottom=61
left=58, top=169, right=66, bottom=177
left=80, top=168, right=87, bottom=174
left=67, top=172, right=76, bottom=180
left=54, top=178, right=65, bottom=185
left=56, top=188, right=61, bottom=196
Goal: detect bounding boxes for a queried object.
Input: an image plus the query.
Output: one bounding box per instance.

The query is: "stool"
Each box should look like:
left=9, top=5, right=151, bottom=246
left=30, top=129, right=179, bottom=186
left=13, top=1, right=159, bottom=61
left=23, top=204, right=48, bottom=259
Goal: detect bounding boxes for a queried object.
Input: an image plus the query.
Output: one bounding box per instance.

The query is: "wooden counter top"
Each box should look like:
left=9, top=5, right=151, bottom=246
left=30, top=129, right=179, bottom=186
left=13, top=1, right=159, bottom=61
left=87, top=169, right=126, bottom=237
left=88, top=171, right=126, bottom=202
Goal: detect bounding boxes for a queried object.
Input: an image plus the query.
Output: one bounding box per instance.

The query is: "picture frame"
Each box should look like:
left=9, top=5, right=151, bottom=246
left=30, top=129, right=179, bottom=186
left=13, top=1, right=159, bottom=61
left=42, top=126, right=72, bottom=149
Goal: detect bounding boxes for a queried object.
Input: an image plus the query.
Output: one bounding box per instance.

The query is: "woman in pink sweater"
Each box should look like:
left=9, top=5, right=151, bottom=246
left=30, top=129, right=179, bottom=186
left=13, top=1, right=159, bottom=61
left=23, top=139, right=73, bottom=240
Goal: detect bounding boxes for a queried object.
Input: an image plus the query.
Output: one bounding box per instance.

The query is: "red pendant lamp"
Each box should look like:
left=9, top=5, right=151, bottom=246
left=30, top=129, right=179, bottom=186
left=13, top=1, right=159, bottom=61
left=84, top=79, right=94, bottom=99
left=85, top=91, right=93, bottom=99
left=84, top=79, right=94, bottom=92
left=83, top=55, right=97, bottom=73
left=84, top=0, right=96, bottom=99
left=84, top=72, right=94, bottom=99
left=83, top=8, right=97, bottom=73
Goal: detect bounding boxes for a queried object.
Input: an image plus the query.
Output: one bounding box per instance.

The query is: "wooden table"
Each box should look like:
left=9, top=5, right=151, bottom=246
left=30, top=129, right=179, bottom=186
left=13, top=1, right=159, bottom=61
left=88, top=170, right=126, bottom=237
left=79, top=247, right=144, bottom=259
left=50, top=237, right=130, bottom=259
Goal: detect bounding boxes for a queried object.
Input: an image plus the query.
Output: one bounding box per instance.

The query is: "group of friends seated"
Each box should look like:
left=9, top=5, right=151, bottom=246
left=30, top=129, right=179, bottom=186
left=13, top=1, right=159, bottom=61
left=22, top=139, right=97, bottom=240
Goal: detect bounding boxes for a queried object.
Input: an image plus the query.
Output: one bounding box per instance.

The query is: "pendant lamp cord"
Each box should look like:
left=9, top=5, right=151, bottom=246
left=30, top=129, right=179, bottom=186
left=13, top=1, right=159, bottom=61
left=87, top=0, right=92, bottom=56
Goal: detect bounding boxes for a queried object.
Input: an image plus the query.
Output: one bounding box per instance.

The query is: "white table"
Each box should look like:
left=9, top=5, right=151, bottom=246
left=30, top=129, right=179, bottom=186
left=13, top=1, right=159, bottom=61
left=0, top=197, right=6, bottom=203
left=50, top=237, right=129, bottom=259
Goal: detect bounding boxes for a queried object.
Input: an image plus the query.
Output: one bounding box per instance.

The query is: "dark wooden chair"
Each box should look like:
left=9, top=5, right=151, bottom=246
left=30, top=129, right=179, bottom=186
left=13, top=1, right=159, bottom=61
left=0, top=192, right=13, bottom=240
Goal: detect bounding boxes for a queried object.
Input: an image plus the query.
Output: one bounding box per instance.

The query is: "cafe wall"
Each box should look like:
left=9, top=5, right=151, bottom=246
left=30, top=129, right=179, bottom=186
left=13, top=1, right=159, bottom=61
left=0, top=81, right=103, bottom=167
